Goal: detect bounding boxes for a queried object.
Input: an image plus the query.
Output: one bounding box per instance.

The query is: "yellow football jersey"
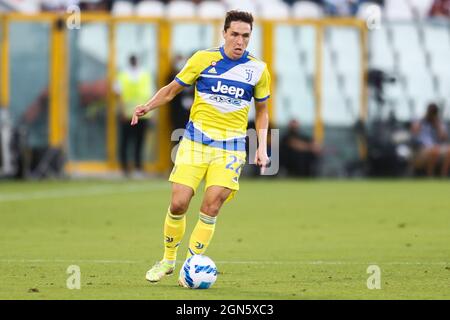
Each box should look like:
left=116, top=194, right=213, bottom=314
left=175, top=46, right=271, bottom=150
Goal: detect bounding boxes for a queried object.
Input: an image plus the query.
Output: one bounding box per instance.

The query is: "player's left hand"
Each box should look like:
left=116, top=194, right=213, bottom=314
left=254, top=148, right=270, bottom=174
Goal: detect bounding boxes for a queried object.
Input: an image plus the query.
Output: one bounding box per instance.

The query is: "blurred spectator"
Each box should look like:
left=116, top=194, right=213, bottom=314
left=79, top=0, right=112, bottom=11
left=21, top=89, right=50, bottom=177
left=78, top=79, right=108, bottom=111
left=429, top=0, right=450, bottom=17
left=323, top=0, right=359, bottom=16
left=115, top=55, right=153, bottom=177
left=168, top=54, right=193, bottom=141
left=411, top=103, right=450, bottom=177
left=280, top=119, right=321, bottom=177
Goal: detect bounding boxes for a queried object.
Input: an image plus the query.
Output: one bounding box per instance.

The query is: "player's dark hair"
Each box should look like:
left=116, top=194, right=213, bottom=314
left=224, top=10, right=253, bottom=31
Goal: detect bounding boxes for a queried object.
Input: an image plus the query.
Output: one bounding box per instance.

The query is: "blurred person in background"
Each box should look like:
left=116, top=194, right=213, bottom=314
left=80, top=0, right=113, bottom=11
left=78, top=79, right=108, bottom=114
left=280, top=119, right=321, bottom=177
left=323, top=0, right=360, bottom=16
left=20, top=90, right=50, bottom=177
left=115, top=55, right=153, bottom=178
left=429, top=0, right=450, bottom=17
left=411, top=103, right=450, bottom=177
left=20, top=78, right=108, bottom=177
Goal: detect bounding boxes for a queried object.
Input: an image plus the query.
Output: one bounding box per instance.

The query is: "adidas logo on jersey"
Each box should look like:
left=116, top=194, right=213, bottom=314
left=211, top=80, right=245, bottom=98
left=208, top=67, right=217, bottom=74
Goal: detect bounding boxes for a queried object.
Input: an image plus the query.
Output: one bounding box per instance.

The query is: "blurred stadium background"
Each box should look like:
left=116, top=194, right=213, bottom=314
left=0, top=0, right=449, bottom=180
left=1, top=0, right=450, bottom=300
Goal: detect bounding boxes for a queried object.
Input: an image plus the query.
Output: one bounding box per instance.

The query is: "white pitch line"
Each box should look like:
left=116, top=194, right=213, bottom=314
left=0, top=259, right=448, bottom=266
left=215, top=261, right=450, bottom=266
left=0, top=184, right=168, bottom=202
left=0, top=259, right=139, bottom=264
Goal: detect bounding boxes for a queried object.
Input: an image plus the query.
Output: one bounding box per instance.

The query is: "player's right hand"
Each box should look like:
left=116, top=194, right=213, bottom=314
left=131, top=104, right=149, bottom=126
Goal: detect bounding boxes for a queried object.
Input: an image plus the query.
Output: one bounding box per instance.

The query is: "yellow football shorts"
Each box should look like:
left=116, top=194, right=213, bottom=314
left=169, top=138, right=246, bottom=202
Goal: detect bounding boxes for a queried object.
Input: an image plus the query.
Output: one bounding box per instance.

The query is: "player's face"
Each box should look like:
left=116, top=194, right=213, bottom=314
left=223, top=21, right=252, bottom=60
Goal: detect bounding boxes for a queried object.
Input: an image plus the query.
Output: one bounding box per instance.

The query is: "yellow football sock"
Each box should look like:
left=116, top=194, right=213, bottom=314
left=163, top=208, right=186, bottom=263
left=187, top=212, right=216, bottom=258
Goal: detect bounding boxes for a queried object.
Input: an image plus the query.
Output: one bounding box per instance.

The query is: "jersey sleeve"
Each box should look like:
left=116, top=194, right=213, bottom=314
left=254, top=64, right=271, bottom=102
left=174, top=51, right=203, bottom=87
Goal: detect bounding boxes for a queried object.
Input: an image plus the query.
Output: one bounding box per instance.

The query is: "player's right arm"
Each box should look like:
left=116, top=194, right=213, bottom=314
left=131, top=80, right=185, bottom=126
left=132, top=51, right=204, bottom=126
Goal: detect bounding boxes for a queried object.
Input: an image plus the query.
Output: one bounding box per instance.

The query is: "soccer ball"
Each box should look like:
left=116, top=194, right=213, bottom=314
left=179, top=255, right=218, bottom=289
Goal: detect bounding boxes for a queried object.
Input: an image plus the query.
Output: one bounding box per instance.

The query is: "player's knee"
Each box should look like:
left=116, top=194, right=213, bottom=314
left=200, top=202, right=221, bottom=217
left=430, top=147, right=441, bottom=157
left=170, top=200, right=190, bottom=215
left=445, top=146, right=450, bottom=157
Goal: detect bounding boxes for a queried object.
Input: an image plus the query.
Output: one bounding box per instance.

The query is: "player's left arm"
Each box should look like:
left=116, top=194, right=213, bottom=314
left=254, top=100, right=270, bottom=174
left=253, top=64, right=271, bottom=174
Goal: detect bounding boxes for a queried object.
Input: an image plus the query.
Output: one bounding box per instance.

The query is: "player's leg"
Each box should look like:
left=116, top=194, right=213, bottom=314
left=440, top=145, right=450, bottom=177
left=164, top=183, right=194, bottom=260
left=424, top=146, right=440, bottom=177
left=164, top=138, right=208, bottom=259
left=186, top=186, right=232, bottom=257
left=146, top=138, right=208, bottom=283
left=199, top=186, right=233, bottom=217
left=186, top=148, right=245, bottom=258
left=146, top=183, right=194, bottom=283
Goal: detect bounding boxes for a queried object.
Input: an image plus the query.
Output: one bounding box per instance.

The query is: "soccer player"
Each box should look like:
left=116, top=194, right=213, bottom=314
left=131, top=10, right=271, bottom=284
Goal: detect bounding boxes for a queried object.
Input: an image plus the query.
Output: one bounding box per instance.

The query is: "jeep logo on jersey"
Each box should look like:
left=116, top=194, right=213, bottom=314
left=211, top=81, right=245, bottom=99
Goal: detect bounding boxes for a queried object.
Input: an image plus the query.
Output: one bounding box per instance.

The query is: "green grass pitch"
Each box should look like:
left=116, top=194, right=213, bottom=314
left=0, top=179, right=449, bottom=299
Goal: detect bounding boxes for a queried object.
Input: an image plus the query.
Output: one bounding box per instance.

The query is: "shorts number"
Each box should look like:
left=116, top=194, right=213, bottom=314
left=226, top=155, right=244, bottom=174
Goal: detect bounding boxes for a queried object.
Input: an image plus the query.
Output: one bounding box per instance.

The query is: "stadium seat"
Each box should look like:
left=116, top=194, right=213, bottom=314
left=423, top=24, right=450, bottom=100
left=356, top=2, right=383, bottom=22
left=252, top=0, right=269, bottom=9
left=166, top=0, right=196, bottom=18
left=292, top=1, right=324, bottom=19
left=136, top=0, right=165, bottom=18
left=112, top=0, right=135, bottom=16
left=384, top=0, right=414, bottom=21
left=369, top=27, right=395, bottom=71
left=323, top=28, right=361, bottom=126
left=259, top=0, right=290, bottom=20
left=198, top=1, right=227, bottom=19
left=408, top=0, right=434, bottom=19
left=224, top=0, right=259, bottom=17
left=0, top=0, right=40, bottom=13
left=391, top=24, right=424, bottom=74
